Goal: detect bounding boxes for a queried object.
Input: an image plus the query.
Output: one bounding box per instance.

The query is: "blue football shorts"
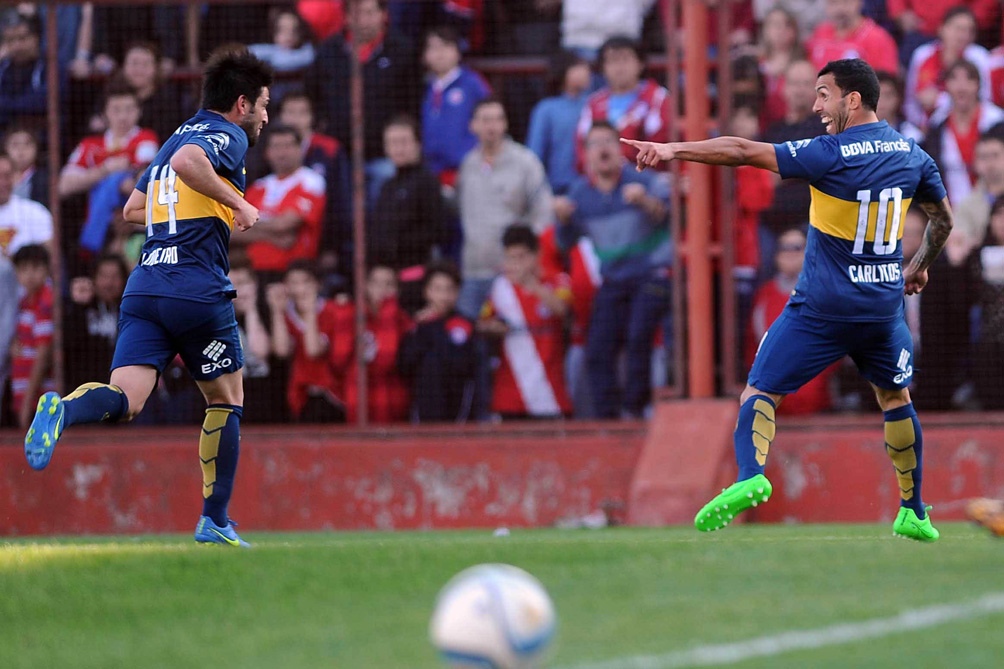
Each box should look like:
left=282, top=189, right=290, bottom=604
left=111, top=295, right=244, bottom=381
left=747, top=304, right=914, bottom=395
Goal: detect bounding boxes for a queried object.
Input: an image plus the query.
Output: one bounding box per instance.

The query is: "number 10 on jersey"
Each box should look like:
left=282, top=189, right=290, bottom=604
left=853, top=187, right=903, bottom=256
left=146, top=164, right=179, bottom=236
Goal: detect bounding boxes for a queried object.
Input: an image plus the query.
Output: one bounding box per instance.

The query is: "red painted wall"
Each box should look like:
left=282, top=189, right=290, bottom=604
left=0, top=423, right=644, bottom=536
left=750, top=413, right=1004, bottom=524
left=3, top=412, right=1003, bottom=536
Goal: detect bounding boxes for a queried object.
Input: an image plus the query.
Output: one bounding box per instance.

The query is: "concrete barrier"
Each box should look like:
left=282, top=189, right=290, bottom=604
left=0, top=422, right=644, bottom=536
left=4, top=410, right=1003, bottom=536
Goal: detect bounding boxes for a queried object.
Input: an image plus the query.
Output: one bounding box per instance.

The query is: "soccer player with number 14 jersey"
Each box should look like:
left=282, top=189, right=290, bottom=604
left=624, top=59, right=954, bottom=541
left=24, top=48, right=273, bottom=548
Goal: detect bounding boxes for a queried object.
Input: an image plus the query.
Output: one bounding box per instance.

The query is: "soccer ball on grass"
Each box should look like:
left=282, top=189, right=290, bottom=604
left=430, top=563, right=557, bottom=668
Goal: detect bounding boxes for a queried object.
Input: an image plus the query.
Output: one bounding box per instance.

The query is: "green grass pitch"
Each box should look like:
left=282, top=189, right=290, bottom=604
left=3, top=524, right=1004, bottom=668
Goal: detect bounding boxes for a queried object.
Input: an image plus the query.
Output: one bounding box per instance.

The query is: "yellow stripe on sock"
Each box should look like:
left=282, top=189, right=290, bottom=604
left=199, top=408, right=231, bottom=499
left=885, top=417, right=917, bottom=501
left=63, top=382, right=122, bottom=402
left=752, top=399, right=776, bottom=466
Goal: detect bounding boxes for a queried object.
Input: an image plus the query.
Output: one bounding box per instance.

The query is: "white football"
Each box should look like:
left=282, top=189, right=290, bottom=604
left=430, top=563, right=557, bottom=668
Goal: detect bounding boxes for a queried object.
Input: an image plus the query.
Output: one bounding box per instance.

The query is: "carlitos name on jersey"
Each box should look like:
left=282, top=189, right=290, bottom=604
left=848, top=261, right=901, bottom=284
left=840, top=138, right=910, bottom=158
left=141, top=246, right=179, bottom=266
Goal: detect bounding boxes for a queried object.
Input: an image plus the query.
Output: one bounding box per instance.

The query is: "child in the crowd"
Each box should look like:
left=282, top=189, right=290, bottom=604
left=11, top=244, right=55, bottom=428
left=421, top=24, right=490, bottom=184
left=397, top=260, right=477, bottom=422
left=267, top=260, right=345, bottom=422
left=59, top=82, right=159, bottom=260
left=341, top=264, right=413, bottom=423
left=478, top=224, right=572, bottom=419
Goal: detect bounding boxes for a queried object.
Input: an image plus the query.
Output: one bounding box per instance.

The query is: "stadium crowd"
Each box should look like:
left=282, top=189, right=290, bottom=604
left=1, top=0, right=1004, bottom=426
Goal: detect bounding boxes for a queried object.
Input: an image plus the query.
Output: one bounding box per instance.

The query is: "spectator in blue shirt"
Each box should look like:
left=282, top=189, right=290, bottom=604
left=421, top=24, right=490, bottom=184
left=0, top=12, right=50, bottom=135
left=526, top=51, right=592, bottom=195
left=555, top=121, right=671, bottom=419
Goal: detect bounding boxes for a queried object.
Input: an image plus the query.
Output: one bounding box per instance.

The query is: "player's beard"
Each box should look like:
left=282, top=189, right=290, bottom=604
left=240, top=115, right=262, bottom=147
left=831, top=101, right=851, bottom=134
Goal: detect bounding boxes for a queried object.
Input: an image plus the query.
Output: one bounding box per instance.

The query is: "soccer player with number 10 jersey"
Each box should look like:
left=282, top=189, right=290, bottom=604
left=624, top=59, right=954, bottom=541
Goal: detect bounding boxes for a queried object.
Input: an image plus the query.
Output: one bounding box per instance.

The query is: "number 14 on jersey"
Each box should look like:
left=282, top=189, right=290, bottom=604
left=146, top=164, right=180, bottom=236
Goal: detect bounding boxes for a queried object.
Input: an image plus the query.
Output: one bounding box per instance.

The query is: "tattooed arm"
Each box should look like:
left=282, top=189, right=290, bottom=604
left=904, top=196, right=954, bottom=295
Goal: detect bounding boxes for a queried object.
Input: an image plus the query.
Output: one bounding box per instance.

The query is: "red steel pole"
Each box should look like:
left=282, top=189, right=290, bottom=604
left=682, top=0, right=715, bottom=398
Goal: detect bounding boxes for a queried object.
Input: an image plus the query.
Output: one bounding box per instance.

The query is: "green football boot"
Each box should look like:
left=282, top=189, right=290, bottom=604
left=892, top=506, right=939, bottom=542
left=694, top=474, right=773, bottom=532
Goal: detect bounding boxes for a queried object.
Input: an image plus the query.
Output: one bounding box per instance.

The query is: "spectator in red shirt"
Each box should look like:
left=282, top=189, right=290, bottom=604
left=236, top=125, right=327, bottom=282
left=267, top=261, right=345, bottom=422
left=577, top=36, right=672, bottom=170
left=889, top=0, right=998, bottom=67
left=10, top=244, right=54, bottom=427
left=277, top=92, right=350, bottom=270
left=807, top=0, right=899, bottom=75
left=478, top=224, right=572, bottom=419
left=341, top=264, right=413, bottom=423
left=58, top=82, right=159, bottom=260
left=728, top=100, right=774, bottom=332
left=747, top=229, right=835, bottom=415
left=923, top=59, right=1004, bottom=207
left=904, top=6, right=991, bottom=132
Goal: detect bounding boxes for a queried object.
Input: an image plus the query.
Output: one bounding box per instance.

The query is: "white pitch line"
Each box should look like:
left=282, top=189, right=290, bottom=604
left=559, top=593, right=1004, bottom=669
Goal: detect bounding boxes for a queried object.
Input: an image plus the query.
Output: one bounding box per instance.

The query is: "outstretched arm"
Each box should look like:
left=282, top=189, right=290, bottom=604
left=621, top=137, right=780, bottom=173
left=904, top=196, right=954, bottom=295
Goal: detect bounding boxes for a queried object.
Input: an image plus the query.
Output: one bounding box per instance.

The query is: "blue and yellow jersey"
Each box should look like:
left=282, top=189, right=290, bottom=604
left=124, top=109, right=249, bottom=303
left=772, top=121, right=947, bottom=322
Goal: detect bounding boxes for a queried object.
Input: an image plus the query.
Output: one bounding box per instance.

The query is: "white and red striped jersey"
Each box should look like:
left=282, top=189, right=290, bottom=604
left=483, top=275, right=573, bottom=417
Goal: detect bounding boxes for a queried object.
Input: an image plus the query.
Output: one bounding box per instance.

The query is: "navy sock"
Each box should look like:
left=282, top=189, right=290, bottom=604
left=62, top=383, right=128, bottom=427
left=884, top=403, right=926, bottom=519
left=200, top=404, right=243, bottom=527
left=735, top=395, right=776, bottom=481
